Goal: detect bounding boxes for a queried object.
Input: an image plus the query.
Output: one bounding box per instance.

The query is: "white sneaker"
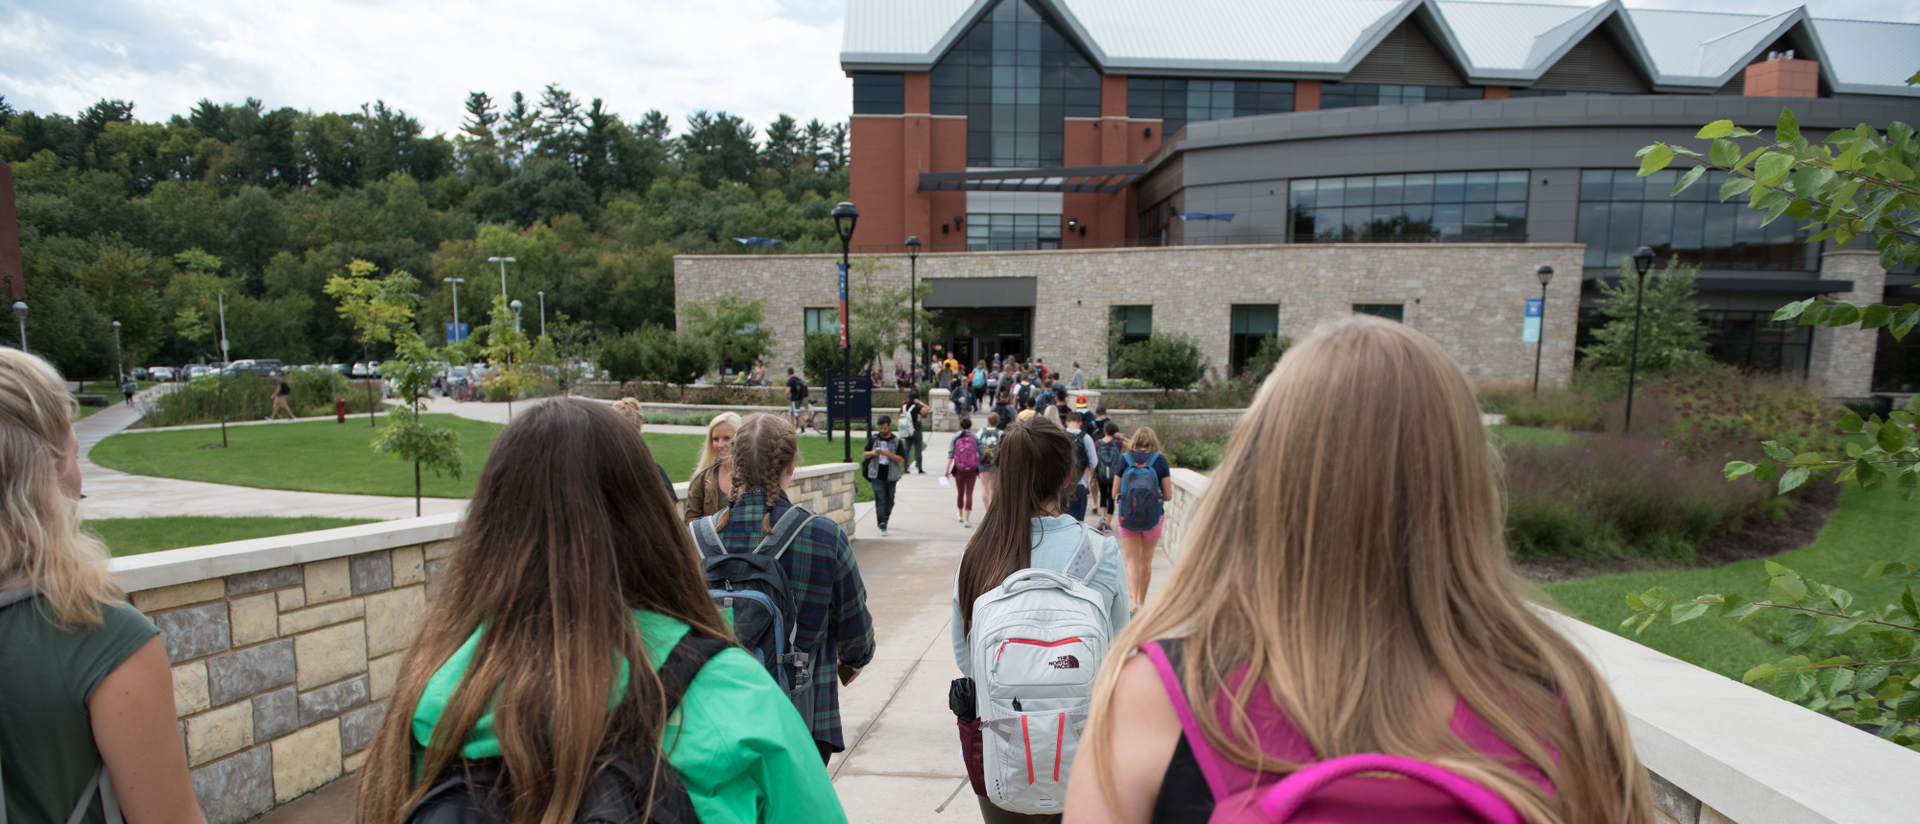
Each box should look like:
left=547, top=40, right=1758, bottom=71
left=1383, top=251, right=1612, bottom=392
left=878, top=527, right=888, bottom=536
left=963, top=520, right=972, bottom=528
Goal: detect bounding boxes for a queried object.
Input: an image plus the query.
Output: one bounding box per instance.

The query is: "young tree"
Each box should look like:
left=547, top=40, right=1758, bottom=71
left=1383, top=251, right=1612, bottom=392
left=323, top=258, right=419, bottom=427
left=846, top=255, right=931, bottom=370
left=374, top=334, right=463, bottom=516
left=1116, top=332, right=1209, bottom=392
left=1578, top=256, right=1712, bottom=378
left=479, top=293, right=535, bottom=415
left=804, top=332, right=879, bottom=388
left=683, top=294, right=772, bottom=376
left=637, top=323, right=713, bottom=398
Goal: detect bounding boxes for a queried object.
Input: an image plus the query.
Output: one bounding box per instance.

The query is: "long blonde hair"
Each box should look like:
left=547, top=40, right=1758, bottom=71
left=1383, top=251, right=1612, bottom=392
left=1085, top=317, right=1651, bottom=824
left=0, top=348, right=123, bottom=627
left=695, top=412, right=743, bottom=474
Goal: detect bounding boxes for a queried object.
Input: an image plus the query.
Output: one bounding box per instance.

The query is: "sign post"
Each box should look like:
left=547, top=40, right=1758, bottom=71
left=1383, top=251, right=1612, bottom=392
left=825, top=371, right=872, bottom=448
left=444, top=322, right=469, bottom=343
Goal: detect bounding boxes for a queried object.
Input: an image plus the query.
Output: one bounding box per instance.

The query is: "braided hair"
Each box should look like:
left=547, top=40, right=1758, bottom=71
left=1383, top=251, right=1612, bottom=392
left=727, top=413, right=800, bottom=533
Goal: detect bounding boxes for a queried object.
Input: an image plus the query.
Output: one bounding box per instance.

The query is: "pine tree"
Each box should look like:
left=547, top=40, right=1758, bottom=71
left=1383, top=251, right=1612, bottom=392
left=1579, top=255, right=1713, bottom=376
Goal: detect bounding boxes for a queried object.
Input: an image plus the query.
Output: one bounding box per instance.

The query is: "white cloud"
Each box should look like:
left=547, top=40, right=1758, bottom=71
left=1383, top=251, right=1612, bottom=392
left=0, top=0, right=852, bottom=137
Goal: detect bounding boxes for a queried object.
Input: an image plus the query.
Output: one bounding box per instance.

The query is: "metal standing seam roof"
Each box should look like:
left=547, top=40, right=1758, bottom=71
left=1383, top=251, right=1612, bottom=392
left=841, top=0, right=1920, bottom=97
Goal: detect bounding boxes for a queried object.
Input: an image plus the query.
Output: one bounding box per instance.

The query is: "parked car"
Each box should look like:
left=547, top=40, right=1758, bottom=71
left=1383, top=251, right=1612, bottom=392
left=223, top=359, right=287, bottom=379
left=147, top=366, right=176, bottom=382
left=184, top=365, right=212, bottom=380
left=128, top=367, right=149, bottom=381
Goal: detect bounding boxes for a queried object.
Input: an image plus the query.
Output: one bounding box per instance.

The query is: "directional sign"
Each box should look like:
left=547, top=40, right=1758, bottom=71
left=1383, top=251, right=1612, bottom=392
left=1522, top=298, right=1542, bottom=343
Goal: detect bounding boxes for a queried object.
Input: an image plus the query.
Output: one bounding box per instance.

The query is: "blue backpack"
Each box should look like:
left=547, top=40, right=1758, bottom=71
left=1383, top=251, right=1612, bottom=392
left=1118, top=452, right=1164, bottom=531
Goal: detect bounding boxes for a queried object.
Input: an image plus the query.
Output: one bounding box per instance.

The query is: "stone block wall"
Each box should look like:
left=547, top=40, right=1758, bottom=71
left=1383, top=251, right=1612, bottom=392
left=1159, top=468, right=1212, bottom=563
left=1806, top=250, right=1887, bottom=397
left=676, top=244, right=1586, bottom=389
left=127, top=540, right=447, bottom=824
left=781, top=464, right=861, bottom=537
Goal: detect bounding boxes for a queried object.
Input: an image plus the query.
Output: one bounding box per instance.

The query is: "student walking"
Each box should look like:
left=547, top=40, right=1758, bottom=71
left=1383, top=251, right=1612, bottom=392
left=268, top=371, right=297, bottom=420
left=1092, top=422, right=1125, bottom=533
left=945, top=417, right=983, bottom=527
left=1110, top=427, right=1171, bottom=611
left=950, top=417, right=1129, bottom=824
left=976, top=412, right=1004, bottom=513
left=863, top=416, right=907, bottom=536
left=700, top=413, right=877, bottom=767
left=1062, top=411, right=1099, bottom=522
left=684, top=411, right=743, bottom=523
left=0, top=349, right=209, bottom=824
left=899, top=390, right=929, bottom=473
left=1064, top=317, right=1654, bottom=824
left=786, top=367, right=809, bottom=427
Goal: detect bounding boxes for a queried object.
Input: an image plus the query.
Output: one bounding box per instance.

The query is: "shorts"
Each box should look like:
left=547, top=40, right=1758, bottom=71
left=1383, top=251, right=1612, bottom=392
left=789, top=401, right=805, bottom=415
left=1117, top=516, right=1164, bottom=542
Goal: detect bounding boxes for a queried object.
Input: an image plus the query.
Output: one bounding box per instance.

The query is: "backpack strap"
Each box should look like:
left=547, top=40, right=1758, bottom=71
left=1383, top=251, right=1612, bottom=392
left=690, top=516, right=725, bottom=559
left=753, top=505, right=820, bottom=561
left=58, top=764, right=122, bottom=824
left=1061, top=526, right=1103, bottom=584
left=1140, top=640, right=1231, bottom=803
left=656, top=633, right=732, bottom=714
left=0, top=583, right=39, bottom=610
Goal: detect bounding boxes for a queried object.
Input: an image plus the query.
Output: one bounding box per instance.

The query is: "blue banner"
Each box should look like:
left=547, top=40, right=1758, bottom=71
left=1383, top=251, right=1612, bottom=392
left=445, top=321, right=469, bottom=343
left=1522, top=298, right=1542, bottom=343
left=837, top=263, right=849, bottom=349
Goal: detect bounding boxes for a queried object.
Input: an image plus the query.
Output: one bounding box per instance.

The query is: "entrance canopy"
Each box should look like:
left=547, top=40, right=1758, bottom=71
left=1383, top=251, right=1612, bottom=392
left=918, top=165, right=1145, bottom=194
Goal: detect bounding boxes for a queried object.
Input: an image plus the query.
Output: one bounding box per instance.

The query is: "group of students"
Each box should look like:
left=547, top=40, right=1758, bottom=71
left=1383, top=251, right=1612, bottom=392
left=0, top=316, right=1661, bottom=824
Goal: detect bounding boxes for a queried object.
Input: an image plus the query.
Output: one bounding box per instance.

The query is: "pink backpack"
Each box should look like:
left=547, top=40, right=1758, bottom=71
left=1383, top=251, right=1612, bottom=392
left=1141, top=641, right=1552, bottom=824
left=952, top=431, right=981, bottom=472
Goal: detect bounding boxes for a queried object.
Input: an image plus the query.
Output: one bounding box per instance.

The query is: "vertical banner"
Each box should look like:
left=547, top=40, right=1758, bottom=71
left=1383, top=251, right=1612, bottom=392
left=1522, top=298, right=1542, bottom=343
left=837, top=262, right=850, bottom=349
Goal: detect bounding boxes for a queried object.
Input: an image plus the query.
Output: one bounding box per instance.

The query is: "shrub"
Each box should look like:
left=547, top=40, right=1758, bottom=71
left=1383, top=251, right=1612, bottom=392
left=141, top=375, right=380, bottom=427
left=1114, top=333, right=1209, bottom=392
left=1157, top=422, right=1233, bottom=471
left=1499, top=386, right=1606, bottom=430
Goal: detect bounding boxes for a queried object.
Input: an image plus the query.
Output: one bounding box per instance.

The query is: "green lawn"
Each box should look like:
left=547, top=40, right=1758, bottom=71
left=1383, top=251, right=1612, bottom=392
left=91, top=414, right=871, bottom=500
left=1542, top=486, right=1916, bottom=680
left=1486, top=424, right=1576, bottom=449
left=86, top=516, right=378, bottom=557
left=78, top=380, right=157, bottom=395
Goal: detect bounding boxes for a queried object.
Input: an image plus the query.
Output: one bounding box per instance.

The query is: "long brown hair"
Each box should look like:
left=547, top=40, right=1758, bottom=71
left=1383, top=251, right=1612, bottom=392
left=955, top=416, right=1075, bottom=636
left=0, top=349, right=121, bottom=628
left=357, top=399, right=731, bottom=824
left=1085, top=317, right=1652, bottom=824
left=720, top=413, right=800, bottom=533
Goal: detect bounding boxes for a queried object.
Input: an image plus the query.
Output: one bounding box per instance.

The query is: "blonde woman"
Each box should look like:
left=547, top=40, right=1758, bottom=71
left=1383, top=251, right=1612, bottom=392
left=1065, top=317, right=1652, bottom=824
left=0, top=349, right=208, bottom=824
left=610, top=398, right=680, bottom=503
left=685, top=412, right=743, bottom=523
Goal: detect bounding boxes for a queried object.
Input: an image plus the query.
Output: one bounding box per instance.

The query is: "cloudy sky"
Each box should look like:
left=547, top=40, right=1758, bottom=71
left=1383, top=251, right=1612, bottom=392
left=3, top=0, right=1917, bottom=137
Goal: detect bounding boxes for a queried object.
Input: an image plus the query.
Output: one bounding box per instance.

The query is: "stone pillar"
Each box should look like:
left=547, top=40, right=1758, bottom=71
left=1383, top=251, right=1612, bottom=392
left=1806, top=250, right=1886, bottom=397
left=928, top=388, right=956, bottom=432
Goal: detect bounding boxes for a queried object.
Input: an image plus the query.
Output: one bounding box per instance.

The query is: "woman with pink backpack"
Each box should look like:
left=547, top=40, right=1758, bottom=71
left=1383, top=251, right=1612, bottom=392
left=1065, top=317, right=1654, bottom=824
left=945, top=416, right=983, bottom=527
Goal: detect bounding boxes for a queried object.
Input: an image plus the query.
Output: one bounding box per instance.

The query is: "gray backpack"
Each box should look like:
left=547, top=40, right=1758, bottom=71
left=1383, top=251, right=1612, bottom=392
left=0, top=584, right=127, bottom=824
left=966, top=528, right=1112, bottom=815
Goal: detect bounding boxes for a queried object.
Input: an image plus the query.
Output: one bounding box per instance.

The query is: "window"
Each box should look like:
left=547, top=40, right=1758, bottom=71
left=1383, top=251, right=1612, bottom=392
left=1508, top=88, right=1615, bottom=98
left=1291, top=171, right=1528, bottom=242
left=929, top=0, right=1102, bottom=167
left=1701, top=311, right=1812, bottom=375
left=966, top=213, right=1062, bottom=251
left=1576, top=169, right=1819, bottom=271
left=1110, top=305, right=1152, bottom=376
left=804, top=307, right=840, bottom=336
left=1354, top=304, right=1404, bottom=322
left=1230, top=304, right=1280, bottom=376
left=1127, top=78, right=1294, bottom=142
left=852, top=73, right=905, bottom=114
left=1320, top=83, right=1483, bottom=109
left=1875, top=327, right=1920, bottom=392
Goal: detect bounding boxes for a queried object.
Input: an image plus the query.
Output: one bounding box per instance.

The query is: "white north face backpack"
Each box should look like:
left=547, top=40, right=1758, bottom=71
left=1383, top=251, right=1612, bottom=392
left=968, top=527, right=1112, bottom=815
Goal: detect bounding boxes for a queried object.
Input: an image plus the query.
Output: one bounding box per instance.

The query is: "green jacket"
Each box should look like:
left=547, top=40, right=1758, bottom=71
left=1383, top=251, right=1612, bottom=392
left=410, top=610, right=847, bottom=824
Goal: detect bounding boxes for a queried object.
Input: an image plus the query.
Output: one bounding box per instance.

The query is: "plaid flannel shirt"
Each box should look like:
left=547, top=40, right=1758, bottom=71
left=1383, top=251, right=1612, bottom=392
left=715, top=488, right=876, bottom=749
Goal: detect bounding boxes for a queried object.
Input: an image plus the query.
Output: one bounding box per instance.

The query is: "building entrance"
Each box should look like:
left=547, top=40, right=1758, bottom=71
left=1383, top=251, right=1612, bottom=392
left=928, top=307, right=1031, bottom=370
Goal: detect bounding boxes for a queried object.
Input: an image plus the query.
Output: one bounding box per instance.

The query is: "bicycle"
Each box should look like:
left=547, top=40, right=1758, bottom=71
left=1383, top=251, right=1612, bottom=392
left=793, top=399, right=823, bottom=433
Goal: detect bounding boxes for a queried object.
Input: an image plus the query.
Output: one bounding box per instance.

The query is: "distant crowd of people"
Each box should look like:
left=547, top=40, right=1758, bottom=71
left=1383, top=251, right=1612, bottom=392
left=0, top=317, right=1657, bottom=824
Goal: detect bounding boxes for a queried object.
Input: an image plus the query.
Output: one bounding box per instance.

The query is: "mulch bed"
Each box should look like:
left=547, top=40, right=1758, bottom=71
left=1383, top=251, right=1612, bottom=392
left=1513, top=480, right=1844, bottom=584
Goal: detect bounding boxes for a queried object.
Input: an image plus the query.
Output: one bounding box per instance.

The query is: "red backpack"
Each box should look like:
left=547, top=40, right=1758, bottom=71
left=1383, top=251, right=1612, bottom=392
left=952, top=431, right=980, bottom=472
left=1140, top=640, right=1550, bottom=823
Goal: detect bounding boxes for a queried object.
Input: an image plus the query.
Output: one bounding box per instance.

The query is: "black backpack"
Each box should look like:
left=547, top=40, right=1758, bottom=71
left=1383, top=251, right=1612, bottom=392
left=689, top=506, right=820, bottom=715
left=1068, top=429, right=1092, bottom=479
left=403, top=635, right=727, bottom=824
left=1096, top=437, right=1123, bottom=487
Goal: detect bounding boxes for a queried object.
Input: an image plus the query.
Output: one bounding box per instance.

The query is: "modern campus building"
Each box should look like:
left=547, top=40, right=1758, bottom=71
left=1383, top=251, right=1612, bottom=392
left=677, top=0, right=1920, bottom=395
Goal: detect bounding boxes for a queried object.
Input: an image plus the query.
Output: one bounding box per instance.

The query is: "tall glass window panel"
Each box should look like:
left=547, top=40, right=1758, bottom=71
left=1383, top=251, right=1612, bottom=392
left=1128, top=78, right=1293, bottom=142
left=1110, top=304, right=1153, bottom=377
left=1290, top=171, right=1528, bottom=241
left=1702, top=310, right=1812, bottom=375
left=851, top=73, right=905, bottom=114
left=965, top=213, right=1062, bottom=251
left=804, top=308, right=840, bottom=336
left=1321, top=83, right=1483, bottom=109
left=1576, top=169, right=1819, bottom=270
left=1229, top=304, right=1280, bottom=376
left=930, top=0, right=1100, bottom=167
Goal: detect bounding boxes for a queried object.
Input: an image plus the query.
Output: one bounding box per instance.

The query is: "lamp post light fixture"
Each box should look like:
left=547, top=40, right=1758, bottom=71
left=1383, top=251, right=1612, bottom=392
left=1531, top=265, right=1553, bottom=393
left=486, top=256, right=516, bottom=299
left=537, top=291, right=547, bottom=338
left=831, top=202, right=860, bottom=462
left=112, top=320, right=124, bottom=386
left=1623, top=246, right=1657, bottom=434
left=905, top=236, right=921, bottom=367
left=509, top=299, right=523, bottom=333
left=12, top=301, right=26, bottom=352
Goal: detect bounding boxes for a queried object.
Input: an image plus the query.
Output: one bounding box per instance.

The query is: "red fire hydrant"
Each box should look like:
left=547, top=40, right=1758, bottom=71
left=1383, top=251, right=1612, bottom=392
left=335, top=396, right=348, bottom=423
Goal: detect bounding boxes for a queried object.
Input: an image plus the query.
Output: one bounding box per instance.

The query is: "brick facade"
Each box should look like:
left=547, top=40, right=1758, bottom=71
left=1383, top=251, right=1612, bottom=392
left=676, top=244, right=1587, bottom=389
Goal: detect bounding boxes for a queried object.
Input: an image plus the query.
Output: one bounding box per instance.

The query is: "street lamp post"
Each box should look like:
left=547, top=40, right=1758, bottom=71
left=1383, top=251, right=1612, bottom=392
left=508, top=299, right=524, bottom=421
left=510, top=299, right=523, bottom=333
left=537, top=291, right=547, bottom=338
left=217, top=291, right=231, bottom=447
left=1623, top=246, right=1656, bottom=434
left=831, top=202, right=861, bottom=462
left=1531, top=265, right=1553, bottom=393
left=443, top=278, right=465, bottom=353
left=12, top=301, right=26, bottom=352
left=486, top=256, right=516, bottom=299
left=905, top=236, right=921, bottom=367
left=112, top=320, right=124, bottom=388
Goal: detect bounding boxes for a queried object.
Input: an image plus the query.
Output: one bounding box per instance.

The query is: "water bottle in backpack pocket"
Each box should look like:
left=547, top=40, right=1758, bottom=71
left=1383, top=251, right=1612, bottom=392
left=689, top=507, right=819, bottom=716
left=967, top=528, right=1112, bottom=815
left=1118, top=453, right=1165, bottom=531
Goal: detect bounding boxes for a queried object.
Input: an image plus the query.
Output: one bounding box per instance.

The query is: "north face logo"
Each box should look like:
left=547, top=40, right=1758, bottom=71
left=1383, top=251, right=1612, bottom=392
left=1048, top=655, right=1080, bottom=669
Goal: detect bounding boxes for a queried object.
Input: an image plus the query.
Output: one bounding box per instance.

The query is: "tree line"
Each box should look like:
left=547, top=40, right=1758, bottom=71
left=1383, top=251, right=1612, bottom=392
left=0, top=87, right=851, bottom=377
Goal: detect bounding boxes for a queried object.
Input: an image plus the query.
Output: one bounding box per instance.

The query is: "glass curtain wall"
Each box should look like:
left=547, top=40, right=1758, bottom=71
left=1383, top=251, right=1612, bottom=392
left=1127, top=79, right=1294, bottom=141
left=966, top=213, right=1062, bottom=251
left=1576, top=169, right=1819, bottom=270
left=1229, top=304, right=1280, bottom=375
left=929, top=0, right=1102, bottom=167
left=1320, top=83, right=1483, bottom=108
left=1701, top=310, right=1813, bottom=375
left=1291, top=172, right=1529, bottom=241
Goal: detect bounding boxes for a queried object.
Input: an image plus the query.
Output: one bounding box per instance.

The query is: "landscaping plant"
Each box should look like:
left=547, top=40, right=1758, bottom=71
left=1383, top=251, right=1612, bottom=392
left=375, top=334, right=464, bottom=516
left=1114, top=332, right=1210, bottom=393
left=324, top=259, right=420, bottom=428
